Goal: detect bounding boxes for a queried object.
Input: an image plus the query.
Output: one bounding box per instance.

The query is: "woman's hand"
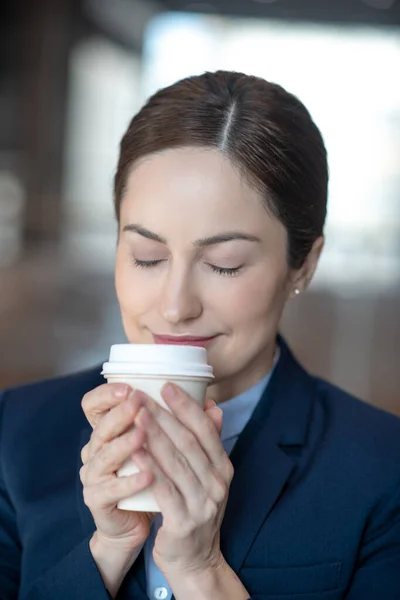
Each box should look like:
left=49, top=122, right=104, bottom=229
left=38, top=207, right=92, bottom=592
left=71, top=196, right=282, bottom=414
left=79, top=383, right=156, bottom=596
left=132, top=382, right=234, bottom=580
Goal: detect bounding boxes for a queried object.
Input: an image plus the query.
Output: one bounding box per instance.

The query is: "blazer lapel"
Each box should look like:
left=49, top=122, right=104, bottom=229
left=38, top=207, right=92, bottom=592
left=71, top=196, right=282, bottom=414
left=220, top=337, right=316, bottom=573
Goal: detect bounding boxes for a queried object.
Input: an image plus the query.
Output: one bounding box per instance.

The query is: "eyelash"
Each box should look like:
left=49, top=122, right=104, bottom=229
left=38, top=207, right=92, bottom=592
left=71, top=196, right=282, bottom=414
left=208, top=264, right=242, bottom=277
left=133, top=259, right=164, bottom=268
left=132, top=259, right=242, bottom=277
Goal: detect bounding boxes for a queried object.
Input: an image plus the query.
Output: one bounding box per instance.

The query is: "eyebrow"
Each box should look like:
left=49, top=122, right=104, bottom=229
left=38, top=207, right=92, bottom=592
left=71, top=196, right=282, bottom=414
left=123, top=224, right=261, bottom=246
left=123, top=224, right=166, bottom=244
left=195, top=232, right=261, bottom=246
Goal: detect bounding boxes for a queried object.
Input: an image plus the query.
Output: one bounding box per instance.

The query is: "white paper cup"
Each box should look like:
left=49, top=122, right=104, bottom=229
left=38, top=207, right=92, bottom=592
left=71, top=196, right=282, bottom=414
left=102, top=344, right=214, bottom=512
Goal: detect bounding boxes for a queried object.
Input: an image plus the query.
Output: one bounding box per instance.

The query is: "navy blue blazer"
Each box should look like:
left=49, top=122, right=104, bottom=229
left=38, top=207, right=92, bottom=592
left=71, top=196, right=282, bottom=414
left=1, top=338, right=400, bottom=599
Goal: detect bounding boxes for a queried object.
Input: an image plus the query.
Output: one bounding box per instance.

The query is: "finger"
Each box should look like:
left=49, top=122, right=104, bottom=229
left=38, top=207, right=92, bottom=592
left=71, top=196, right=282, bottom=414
left=204, top=405, right=224, bottom=435
left=159, top=384, right=232, bottom=482
left=83, top=470, right=153, bottom=511
left=132, top=447, right=186, bottom=523
left=203, top=398, right=217, bottom=411
left=88, top=394, right=144, bottom=459
left=81, top=443, right=89, bottom=465
left=203, top=398, right=224, bottom=436
left=137, top=403, right=227, bottom=506
left=85, top=423, right=147, bottom=484
left=135, top=407, right=208, bottom=513
left=81, top=383, right=132, bottom=429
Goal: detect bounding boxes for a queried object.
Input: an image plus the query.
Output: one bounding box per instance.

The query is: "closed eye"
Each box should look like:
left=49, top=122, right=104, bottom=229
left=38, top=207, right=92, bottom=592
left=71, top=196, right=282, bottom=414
left=132, top=259, right=165, bottom=268
left=207, top=264, right=243, bottom=276
left=132, top=258, right=243, bottom=276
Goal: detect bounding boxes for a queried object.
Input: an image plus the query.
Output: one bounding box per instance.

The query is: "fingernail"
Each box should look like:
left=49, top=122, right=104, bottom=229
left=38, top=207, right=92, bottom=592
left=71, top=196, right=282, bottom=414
left=212, top=401, right=223, bottom=416
left=211, top=400, right=217, bottom=407
left=112, top=384, right=130, bottom=398
left=162, top=382, right=178, bottom=402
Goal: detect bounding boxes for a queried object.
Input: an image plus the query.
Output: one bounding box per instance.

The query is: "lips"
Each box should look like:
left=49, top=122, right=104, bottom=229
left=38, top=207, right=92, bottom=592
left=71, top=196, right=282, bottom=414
left=153, top=334, right=218, bottom=347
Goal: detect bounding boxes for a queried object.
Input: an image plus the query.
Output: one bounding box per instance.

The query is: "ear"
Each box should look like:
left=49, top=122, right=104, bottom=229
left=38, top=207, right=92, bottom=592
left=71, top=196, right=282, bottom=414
left=288, top=236, right=324, bottom=299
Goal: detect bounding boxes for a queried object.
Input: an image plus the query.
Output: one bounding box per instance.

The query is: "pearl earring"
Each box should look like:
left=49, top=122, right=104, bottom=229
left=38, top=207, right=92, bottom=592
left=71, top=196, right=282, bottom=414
left=294, top=288, right=301, bottom=296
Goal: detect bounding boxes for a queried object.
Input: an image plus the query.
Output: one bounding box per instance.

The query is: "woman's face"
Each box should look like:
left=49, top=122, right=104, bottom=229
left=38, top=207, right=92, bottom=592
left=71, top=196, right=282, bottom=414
left=115, top=147, right=312, bottom=402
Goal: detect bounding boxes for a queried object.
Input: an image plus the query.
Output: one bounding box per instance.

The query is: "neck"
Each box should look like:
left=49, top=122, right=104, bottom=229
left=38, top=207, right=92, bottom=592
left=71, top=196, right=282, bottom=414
left=207, top=342, right=276, bottom=404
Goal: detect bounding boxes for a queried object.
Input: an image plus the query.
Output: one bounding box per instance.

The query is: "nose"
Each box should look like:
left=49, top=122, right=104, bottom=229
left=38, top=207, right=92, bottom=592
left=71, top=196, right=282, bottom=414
left=160, top=263, right=203, bottom=325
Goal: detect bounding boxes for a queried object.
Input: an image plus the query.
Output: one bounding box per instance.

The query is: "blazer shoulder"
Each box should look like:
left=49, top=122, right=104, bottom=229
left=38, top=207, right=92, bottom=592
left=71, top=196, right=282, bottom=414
left=0, top=366, right=104, bottom=427
left=314, top=376, right=400, bottom=472
left=2, top=365, right=104, bottom=399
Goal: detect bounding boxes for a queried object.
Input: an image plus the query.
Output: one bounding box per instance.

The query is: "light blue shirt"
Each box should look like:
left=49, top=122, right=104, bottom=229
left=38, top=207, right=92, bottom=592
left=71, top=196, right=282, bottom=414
left=144, top=357, right=278, bottom=600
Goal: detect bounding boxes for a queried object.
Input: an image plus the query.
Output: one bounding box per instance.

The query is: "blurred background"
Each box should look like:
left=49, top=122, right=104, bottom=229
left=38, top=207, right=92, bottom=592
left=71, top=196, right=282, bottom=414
left=0, top=0, right=399, bottom=414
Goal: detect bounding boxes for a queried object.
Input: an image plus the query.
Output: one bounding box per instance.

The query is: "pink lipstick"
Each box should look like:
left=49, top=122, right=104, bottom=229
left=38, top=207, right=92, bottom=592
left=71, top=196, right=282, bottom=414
left=153, top=334, right=218, bottom=348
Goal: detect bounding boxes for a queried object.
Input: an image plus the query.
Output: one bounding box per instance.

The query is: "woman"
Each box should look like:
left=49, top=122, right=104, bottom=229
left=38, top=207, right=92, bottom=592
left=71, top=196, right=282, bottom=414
left=1, top=71, right=399, bottom=600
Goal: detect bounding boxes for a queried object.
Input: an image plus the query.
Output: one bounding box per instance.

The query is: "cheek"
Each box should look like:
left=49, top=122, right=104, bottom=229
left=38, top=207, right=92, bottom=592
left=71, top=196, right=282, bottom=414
left=224, top=265, right=288, bottom=325
left=115, top=253, right=153, bottom=316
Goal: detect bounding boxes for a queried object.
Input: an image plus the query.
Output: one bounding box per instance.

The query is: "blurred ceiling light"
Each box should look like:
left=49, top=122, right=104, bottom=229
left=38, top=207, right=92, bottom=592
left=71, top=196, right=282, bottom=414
left=361, top=0, right=395, bottom=8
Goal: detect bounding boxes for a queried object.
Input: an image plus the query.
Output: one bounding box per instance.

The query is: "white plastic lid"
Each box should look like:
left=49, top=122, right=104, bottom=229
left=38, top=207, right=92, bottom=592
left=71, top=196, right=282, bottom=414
left=102, top=344, right=214, bottom=379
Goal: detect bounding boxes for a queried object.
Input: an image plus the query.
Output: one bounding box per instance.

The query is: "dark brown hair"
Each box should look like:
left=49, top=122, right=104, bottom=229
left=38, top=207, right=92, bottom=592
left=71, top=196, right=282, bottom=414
left=114, top=70, right=328, bottom=269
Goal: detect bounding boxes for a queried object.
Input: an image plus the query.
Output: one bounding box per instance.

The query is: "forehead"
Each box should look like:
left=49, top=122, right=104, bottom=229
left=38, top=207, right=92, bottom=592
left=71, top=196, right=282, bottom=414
left=120, top=147, right=284, bottom=245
